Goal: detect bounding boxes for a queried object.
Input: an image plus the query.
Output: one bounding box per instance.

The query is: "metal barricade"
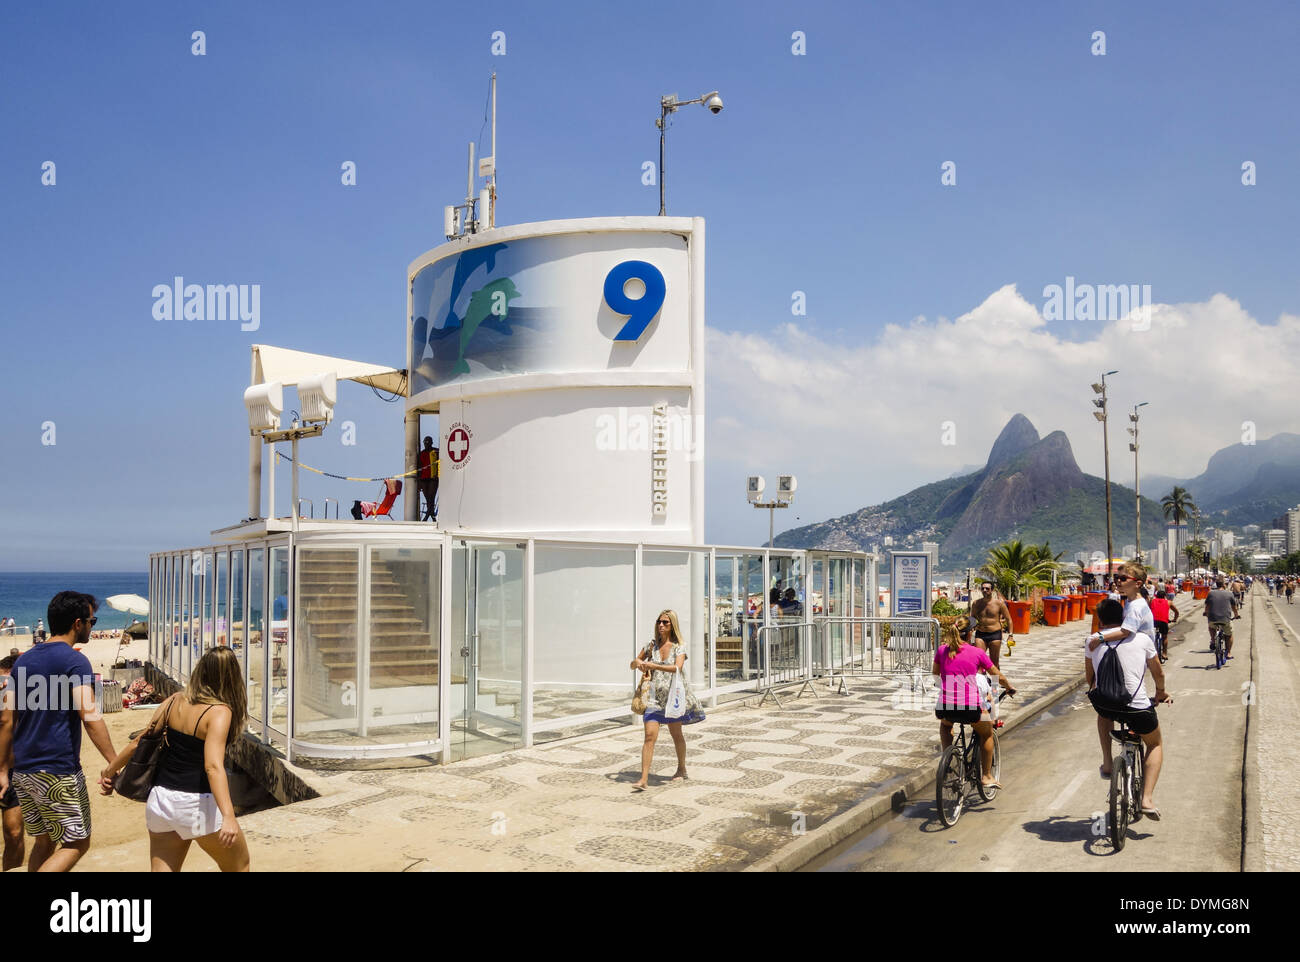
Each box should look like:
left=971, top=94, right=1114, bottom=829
left=754, top=621, right=818, bottom=708
left=818, top=616, right=940, bottom=694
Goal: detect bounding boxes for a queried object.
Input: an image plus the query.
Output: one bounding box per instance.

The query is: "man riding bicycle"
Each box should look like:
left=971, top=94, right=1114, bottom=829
left=1149, top=589, right=1179, bottom=663
left=1085, top=598, right=1172, bottom=819
left=1203, top=577, right=1238, bottom=661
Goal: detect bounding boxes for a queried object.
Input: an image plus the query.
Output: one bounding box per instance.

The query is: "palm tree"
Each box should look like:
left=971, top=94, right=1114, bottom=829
left=1161, top=487, right=1197, bottom=576
left=1160, top=486, right=1197, bottom=525
left=982, top=540, right=1060, bottom=601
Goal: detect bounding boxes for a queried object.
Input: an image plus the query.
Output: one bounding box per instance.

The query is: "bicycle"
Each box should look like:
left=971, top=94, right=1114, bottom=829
left=1107, top=716, right=1146, bottom=851
left=936, top=691, right=1012, bottom=827
left=1209, top=624, right=1227, bottom=670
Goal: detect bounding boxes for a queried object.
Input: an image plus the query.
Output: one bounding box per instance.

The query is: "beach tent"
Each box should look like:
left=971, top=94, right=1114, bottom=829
left=1082, top=558, right=1129, bottom=575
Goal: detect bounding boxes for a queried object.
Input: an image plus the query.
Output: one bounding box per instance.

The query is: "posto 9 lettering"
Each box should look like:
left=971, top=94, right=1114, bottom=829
left=604, top=260, right=666, bottom=341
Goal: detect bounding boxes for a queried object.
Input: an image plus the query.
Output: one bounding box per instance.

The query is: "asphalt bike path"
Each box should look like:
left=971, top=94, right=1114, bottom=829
left=807, top=594, right=1252, bottom=871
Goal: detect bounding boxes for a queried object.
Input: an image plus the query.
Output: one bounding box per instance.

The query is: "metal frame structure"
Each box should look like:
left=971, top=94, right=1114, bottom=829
left=151, top=530, right=874, bottom=765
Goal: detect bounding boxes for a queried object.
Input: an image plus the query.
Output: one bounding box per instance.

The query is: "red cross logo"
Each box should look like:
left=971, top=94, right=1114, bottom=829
left=447, top=428, right=471, bottom=463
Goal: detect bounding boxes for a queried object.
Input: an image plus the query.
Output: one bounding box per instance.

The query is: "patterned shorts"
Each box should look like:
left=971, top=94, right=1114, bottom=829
left=12, top=770, right=92, bottom=844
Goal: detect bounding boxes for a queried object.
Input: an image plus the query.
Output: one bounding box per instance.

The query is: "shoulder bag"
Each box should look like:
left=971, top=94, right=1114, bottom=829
left=115, top=697, right=175, bottom=802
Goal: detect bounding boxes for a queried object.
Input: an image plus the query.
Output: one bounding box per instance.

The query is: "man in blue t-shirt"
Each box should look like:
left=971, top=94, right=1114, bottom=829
left=0, top=591, right=119, bottom=871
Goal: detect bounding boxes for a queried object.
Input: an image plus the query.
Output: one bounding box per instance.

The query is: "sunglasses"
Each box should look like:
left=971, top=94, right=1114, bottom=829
left=656, top=619, right=671, bottom=625
left=81, top=616, right=98, bottom=626
left=1113, top=575, right=1133, bottom=583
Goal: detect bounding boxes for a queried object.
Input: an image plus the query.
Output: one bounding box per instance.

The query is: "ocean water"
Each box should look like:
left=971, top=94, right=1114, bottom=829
left=0, top=572, right=149, bottom=632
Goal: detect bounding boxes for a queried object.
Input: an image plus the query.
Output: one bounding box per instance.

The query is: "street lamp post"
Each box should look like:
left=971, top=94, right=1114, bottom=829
left=1129, top=401, right=1149, bottom=566
left=747, top=474, right=797, bottom=549
left=1092, top=371, right=1119, bottom=582
left=657, top=90, right=723, bottom=216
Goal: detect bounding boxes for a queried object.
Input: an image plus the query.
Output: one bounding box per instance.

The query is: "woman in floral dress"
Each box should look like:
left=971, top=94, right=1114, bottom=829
left=629, top=609, right=705, bottom=790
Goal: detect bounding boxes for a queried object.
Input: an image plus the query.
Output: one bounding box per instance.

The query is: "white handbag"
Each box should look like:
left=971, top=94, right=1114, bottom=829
left=664, top=665, right=688, bottom=719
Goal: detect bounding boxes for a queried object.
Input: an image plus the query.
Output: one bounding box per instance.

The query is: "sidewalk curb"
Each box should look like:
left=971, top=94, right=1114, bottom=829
left=1241, top=593, right=1268, bottom=873
left=744, top=668, right=1090, bottom=872
left=746, top=595, right=1204, bottom=873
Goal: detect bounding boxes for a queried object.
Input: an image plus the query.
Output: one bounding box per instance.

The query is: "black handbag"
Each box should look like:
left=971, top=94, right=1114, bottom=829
left=115, top=698, right=173, bottom=802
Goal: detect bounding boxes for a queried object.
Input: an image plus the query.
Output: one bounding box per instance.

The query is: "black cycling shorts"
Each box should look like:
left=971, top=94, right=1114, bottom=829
left=936, top=708, right=983, bottom=724
left=1154, top=620, right=1169, bottom=636
left=1088, top=690, right=1159, bottom=735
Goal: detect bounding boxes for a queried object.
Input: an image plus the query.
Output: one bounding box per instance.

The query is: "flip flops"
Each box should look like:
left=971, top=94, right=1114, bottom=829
left=1141, top=807, right=1162, bottom=820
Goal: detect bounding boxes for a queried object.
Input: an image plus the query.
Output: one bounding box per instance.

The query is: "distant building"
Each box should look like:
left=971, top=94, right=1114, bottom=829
left=1243, top=524, right=1261, bottom=543
left=1252, top=553, right=1274, bottom=572
left=922, top=541, right=939, bottom=575
left=1167, top=523, right=1188, bottom=571
left=1265, top=529, right=1287, bottom=555
left=1122, top=544, right=1136, bottom=559
left=1220, top=531, right=1235, bottom=551
left=1287, top=508, right=1300, bottom=554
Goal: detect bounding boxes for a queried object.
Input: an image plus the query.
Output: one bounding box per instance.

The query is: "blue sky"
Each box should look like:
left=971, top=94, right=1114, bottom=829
left=2, top=1, right=1299, bottom=569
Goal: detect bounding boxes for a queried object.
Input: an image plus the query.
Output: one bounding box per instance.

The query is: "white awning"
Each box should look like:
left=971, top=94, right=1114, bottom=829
left=251, top=345, right=407, bottom=396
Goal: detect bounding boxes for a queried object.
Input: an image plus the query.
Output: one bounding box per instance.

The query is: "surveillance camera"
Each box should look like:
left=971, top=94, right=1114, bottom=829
left=704, top=93, right=723, bottom=114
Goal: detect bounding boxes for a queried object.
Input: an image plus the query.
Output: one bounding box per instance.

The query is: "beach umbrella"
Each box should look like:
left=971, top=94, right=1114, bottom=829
left=105, top=593, right=149, bottom=616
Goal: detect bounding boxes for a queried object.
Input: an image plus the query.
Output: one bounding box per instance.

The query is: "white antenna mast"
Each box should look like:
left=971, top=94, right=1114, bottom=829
left=443, top=74, right=499, bottom=240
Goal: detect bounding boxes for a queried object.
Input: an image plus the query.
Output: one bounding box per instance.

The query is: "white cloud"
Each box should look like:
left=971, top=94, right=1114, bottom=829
left=704, top=287, right=1300, bottom=545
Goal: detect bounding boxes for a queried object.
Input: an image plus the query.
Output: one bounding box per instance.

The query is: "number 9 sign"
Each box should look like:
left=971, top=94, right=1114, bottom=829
left=604, top=260, right=666, bottom=341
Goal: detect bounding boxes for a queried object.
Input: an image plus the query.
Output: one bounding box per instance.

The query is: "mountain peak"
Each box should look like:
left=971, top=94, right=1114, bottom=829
left=986, top=414, right=1040, bottom=469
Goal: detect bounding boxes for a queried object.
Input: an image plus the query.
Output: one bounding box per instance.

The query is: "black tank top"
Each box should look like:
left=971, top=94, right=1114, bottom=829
left=153, top=703, right=217, bottom=794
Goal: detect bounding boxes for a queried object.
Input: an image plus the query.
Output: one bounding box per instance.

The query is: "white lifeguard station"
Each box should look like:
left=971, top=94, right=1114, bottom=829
left=147, top=101, right=874, bottom=766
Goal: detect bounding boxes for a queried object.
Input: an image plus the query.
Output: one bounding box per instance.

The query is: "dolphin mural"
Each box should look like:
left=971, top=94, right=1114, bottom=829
left=455, top=277, right=521, bottom=374
left=444, top=243, right=507, bottom=328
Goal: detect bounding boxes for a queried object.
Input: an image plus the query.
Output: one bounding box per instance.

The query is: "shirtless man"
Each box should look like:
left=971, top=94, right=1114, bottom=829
left=970, top=582, right=1014, bottom=667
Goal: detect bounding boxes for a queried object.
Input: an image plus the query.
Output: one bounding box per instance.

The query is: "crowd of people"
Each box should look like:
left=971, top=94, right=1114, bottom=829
left=0, top=590, right=249, bottom=872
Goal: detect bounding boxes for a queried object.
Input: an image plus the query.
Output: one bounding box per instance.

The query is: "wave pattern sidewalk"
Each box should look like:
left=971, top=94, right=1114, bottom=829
left=81, top=614, right=1118, bottom=872
left=1256, top=595, right=1300, bottom=871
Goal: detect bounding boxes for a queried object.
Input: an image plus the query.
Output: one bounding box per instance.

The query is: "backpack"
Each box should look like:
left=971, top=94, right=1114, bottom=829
left=1095, top=641, right=1132, bottom=709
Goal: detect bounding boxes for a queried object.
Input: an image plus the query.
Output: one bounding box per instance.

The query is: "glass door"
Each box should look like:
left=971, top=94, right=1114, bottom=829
left=450, top=542, right=523, bottom=761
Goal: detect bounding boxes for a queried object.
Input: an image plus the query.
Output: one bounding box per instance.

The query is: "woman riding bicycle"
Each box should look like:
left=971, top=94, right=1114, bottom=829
left=932, top=617, right=1017, bottom=789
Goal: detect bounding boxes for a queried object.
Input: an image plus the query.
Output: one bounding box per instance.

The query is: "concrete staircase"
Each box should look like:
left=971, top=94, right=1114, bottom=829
left=297, top=550, right=437, bottom=690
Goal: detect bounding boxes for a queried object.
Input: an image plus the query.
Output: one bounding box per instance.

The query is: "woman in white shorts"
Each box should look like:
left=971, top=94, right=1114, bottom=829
left=102, top=646, right=249, bottom=871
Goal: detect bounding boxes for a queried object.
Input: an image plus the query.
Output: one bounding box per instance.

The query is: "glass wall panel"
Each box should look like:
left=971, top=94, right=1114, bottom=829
left=247, top=548, right=265, bottom=728
left=171, top=555, right=181, bottom=674
left=450, top=542, right=523, bottom=761
left=215, top=552, right=228, bottom=648
left=294, top=547, right=360, bottom=741
left=230, top=550, right=245, bottom=672
left=532, top=545, right=635, bottom=726
left=269, top=546, right=290, bottom=739
left=643, top=551, right=709, bottom=691
left=148, top=559, right=157, bottom=663
left=202, top=553, right=215, bottom=650
left=366, top=545, right=440, bottom=743
left=711, top=551, right=765, bottom=689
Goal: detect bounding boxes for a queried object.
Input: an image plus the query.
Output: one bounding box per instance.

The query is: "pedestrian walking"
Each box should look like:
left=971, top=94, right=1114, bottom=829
left=101, top=646, right=250, bottom=871
left=0, top=591, right=118, bottom=871
left=629, top=609, right=705, bottom=790
left=0, top=655, right=23, bottom=871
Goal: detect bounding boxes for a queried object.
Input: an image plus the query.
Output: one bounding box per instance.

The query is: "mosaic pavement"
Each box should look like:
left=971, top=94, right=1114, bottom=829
left=84, top=609, right=1174, bottom=872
